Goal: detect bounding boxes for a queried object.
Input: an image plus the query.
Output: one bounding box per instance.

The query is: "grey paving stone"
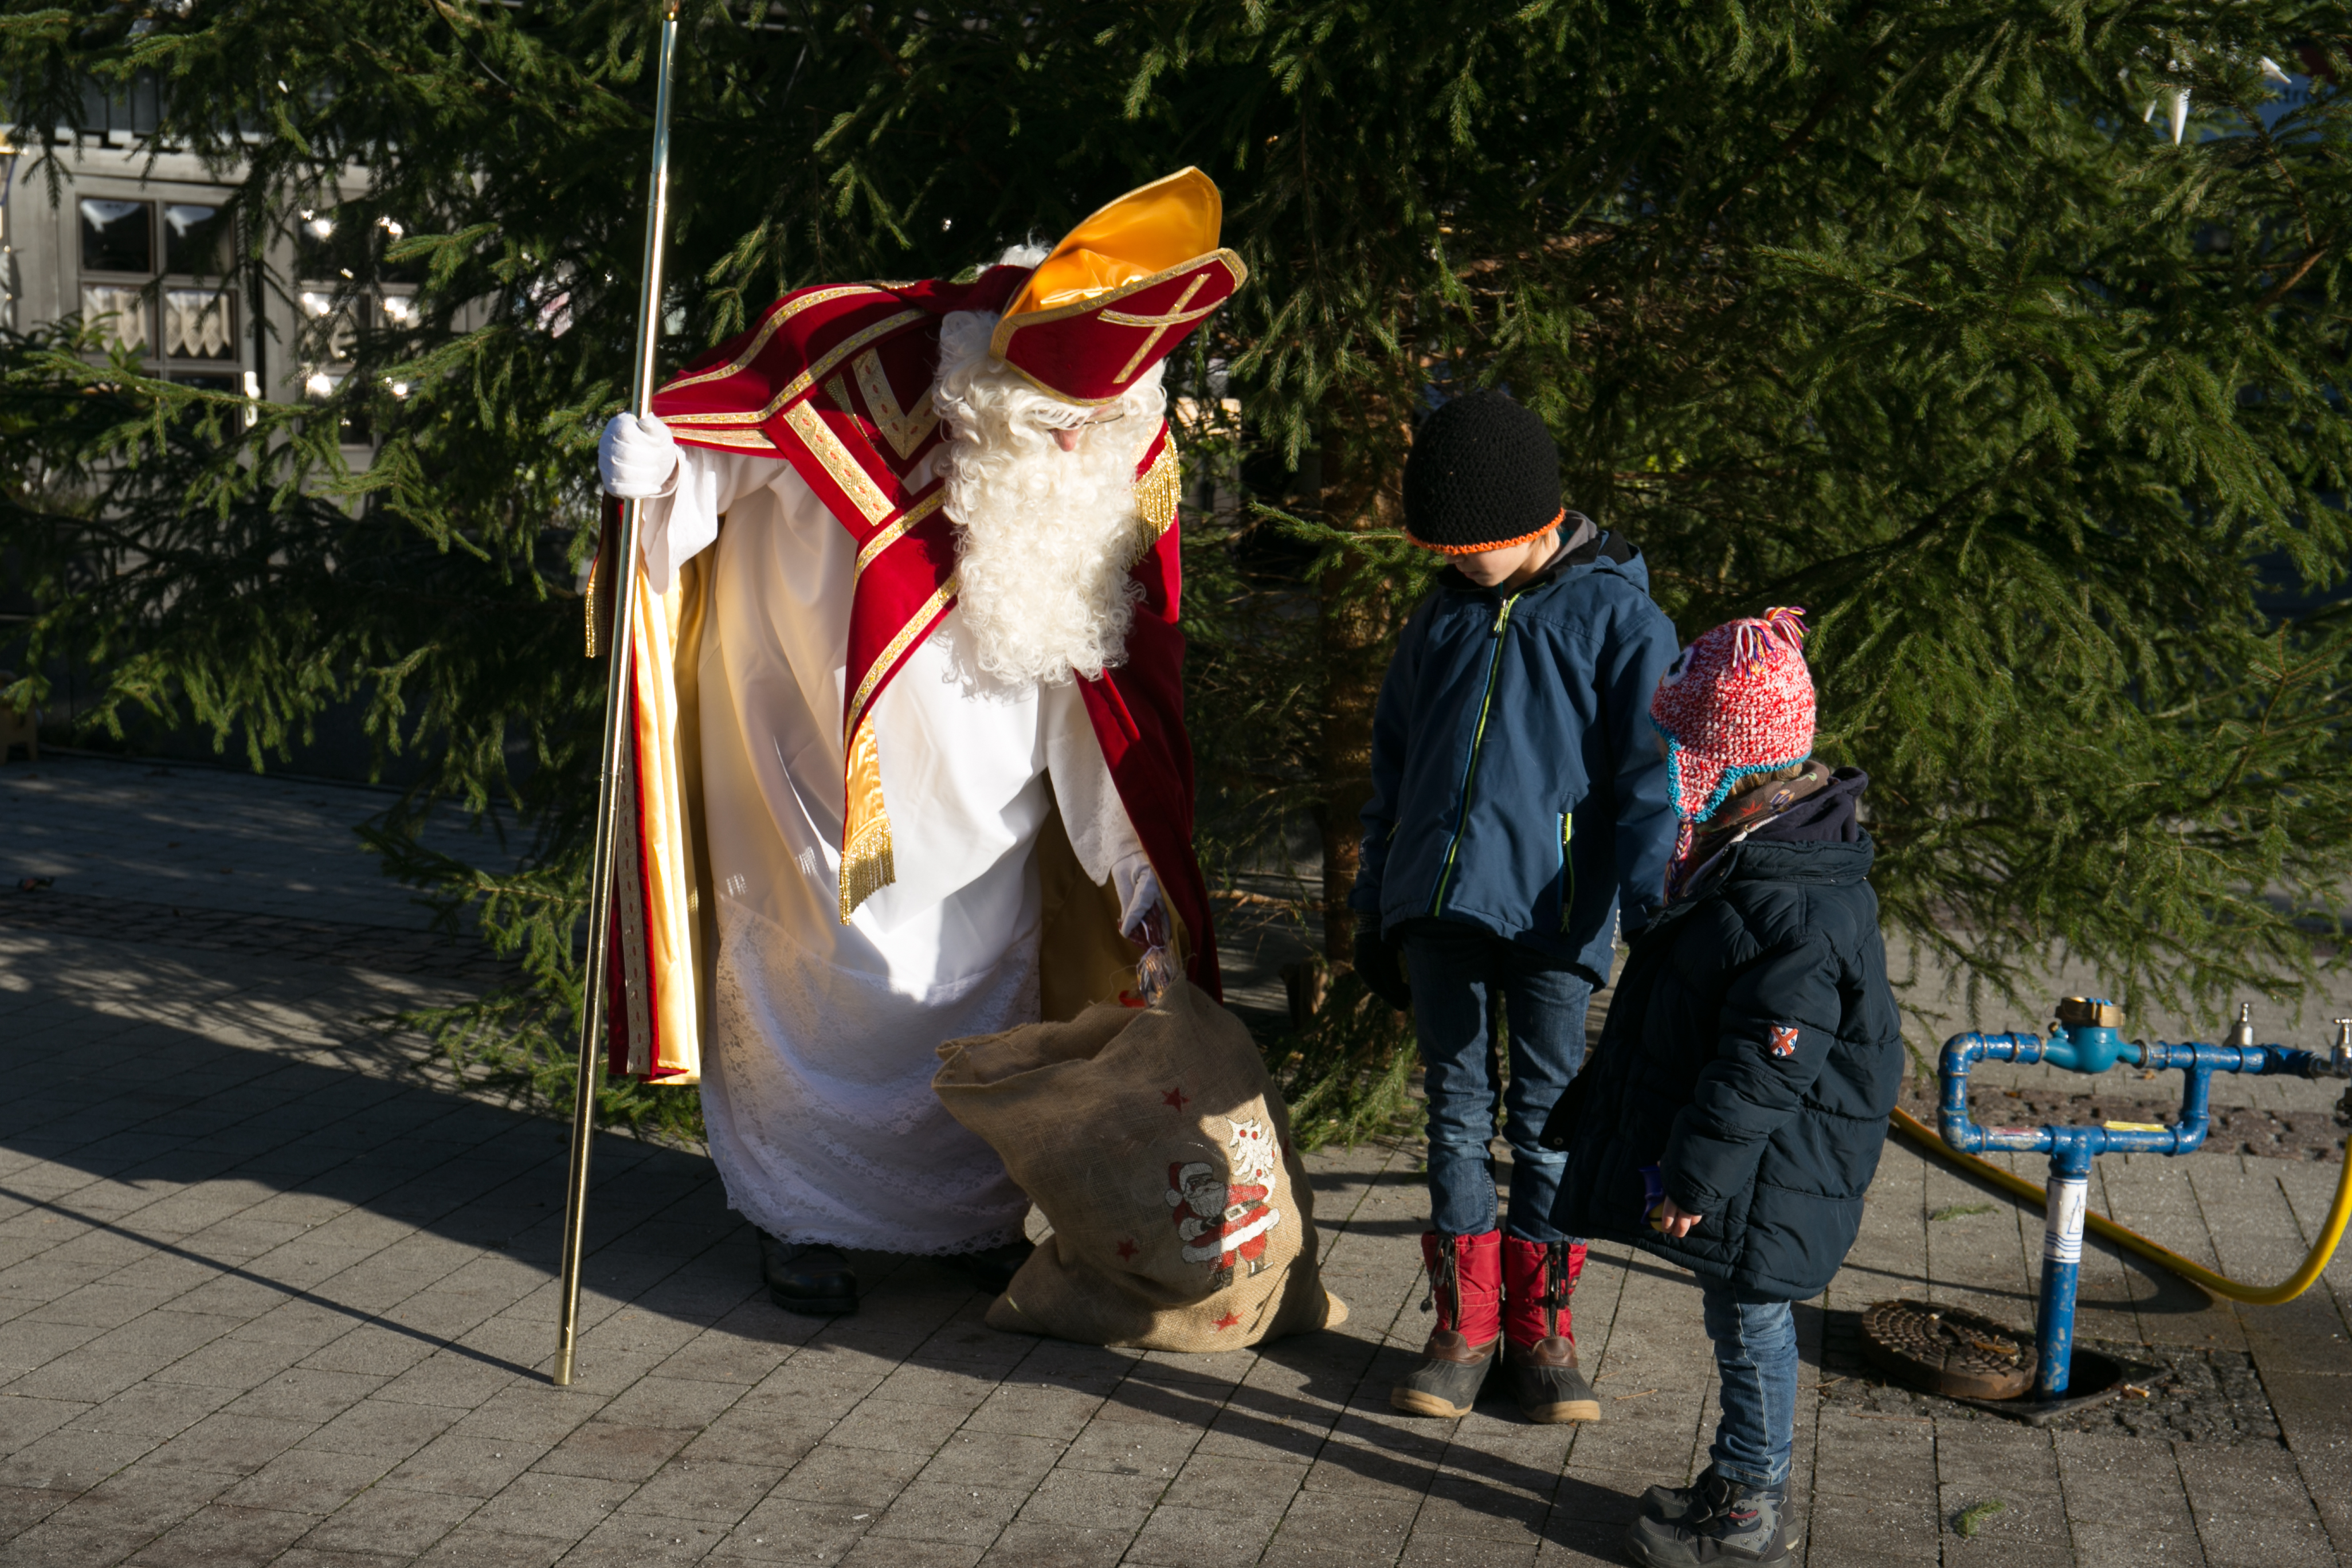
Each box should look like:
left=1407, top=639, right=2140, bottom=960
left=769, top=1442, right=931, bottom=1508
left=380, top=1432, right=547, bottom=1499
left=408, top=1524, right=570, bottom=1566
left=272, top=1547, right=411, bottom=1568
left=862, top=1478, right=1025, bottom=1547
left=616, top=1458, right=780, bottom=1526
left=295, top=1481, right=481, bottom=1556
left=973, top=1518, right=1134, bottom=1567
left=1123, top=1501, right=1280, bottom=1566
left=2071, top=1521, right=2208, bottom=1567
left=298, top=1397, right=467, bottom=1461
left=214, top=1447, right=392, bottom=1516
left=831, top=1537, right=981, bottom=1568
left=468, top=1469, right=633, bottom=1542
left=718, top=1496, right=874, bottom=1562
left=2196, top=1508, right=2339, bottom=1568
left=121, top=1500, right=315, bottom=1566
left=1801, top=1491, right=1941, bottom=1563
left=142, top=1411, right=315, bottom=1477
left=0, top=1422, right=164, bottom=1492
left=533, top=1420, right=692, bottom=1483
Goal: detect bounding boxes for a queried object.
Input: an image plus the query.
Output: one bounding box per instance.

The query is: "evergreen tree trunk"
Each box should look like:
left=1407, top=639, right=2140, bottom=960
left=1312, top=394, right=1408, bottom=963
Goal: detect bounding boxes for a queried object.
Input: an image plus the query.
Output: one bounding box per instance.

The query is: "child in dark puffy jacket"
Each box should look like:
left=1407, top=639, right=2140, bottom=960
left=1540, top=609, right=1904, bottom=1568
left=1350, top=390, right=1679, bottom=1424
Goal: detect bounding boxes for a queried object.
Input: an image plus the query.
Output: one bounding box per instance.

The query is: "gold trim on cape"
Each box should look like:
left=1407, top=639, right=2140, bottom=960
left=853, top=348, right=940, bottom=457
left=837, top=576, right=959, bottom=923
left=855, top=490, right=946, bottom=578
left=665, top=309, right=927, bottom=428
left=660, top=285, right=889, bottom=395
left=783, top=401, right=896, bottom=526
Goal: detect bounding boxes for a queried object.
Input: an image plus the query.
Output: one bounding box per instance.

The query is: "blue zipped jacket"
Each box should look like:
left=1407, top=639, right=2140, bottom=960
left=1351, top=528, right=1679, bottom=981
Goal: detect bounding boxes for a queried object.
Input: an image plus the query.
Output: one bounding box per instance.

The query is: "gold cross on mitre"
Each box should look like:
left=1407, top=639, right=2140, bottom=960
left=1104, top=275, right=1219, bottom=383
left=987, top=168, right=1249, bottom=406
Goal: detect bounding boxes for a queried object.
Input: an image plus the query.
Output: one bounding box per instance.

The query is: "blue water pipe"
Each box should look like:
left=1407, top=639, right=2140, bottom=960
left=1939, top=1000, right=2352, bottom=1398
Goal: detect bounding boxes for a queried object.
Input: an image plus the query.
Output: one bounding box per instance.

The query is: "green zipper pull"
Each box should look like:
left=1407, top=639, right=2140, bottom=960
left=1492, top=597, right=1516, bottom=634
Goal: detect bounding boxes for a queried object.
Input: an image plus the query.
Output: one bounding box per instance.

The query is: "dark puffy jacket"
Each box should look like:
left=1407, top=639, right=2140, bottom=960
left=1351, top=527, right=1678, bottom=980
left=1540, top=771, right=1904, bottom=1300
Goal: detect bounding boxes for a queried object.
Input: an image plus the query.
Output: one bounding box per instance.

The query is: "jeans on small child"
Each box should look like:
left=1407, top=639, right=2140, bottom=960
left=1401, top=923, right=1591, bottom=1242
left=1699, top=1280, right=1798, bottom=1488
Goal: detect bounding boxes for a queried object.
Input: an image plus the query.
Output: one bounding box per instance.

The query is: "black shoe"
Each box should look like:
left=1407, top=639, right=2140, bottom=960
left=1389, top=1329, right=1500, bottom=1420
left=1625, top=1472, right=1793, bottom=1567
left=943, top=1239, right=1033, bottom=1295
left=1638, top=1465, right=1723, bottom=1523
left=759, top=1233, right=857, bottom=1316
left=1504, top=1336, right=1601, bottom=1424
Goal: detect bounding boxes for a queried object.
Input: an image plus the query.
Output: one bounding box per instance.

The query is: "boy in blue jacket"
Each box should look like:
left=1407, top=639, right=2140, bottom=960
left=1540, top=609, right=1904, bottom=1568
left=1351, top=390, right=1679, bottom=1423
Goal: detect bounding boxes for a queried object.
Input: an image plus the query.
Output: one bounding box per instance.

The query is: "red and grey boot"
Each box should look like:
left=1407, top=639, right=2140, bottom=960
left=1390, top=1230, right=1502, bottom=1419
left=1502, top=1237, right=1601, bottom=1423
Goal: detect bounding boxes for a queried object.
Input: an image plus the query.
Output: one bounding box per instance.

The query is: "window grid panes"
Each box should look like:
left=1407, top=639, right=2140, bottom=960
left=76, top=195, right=240, bottom=379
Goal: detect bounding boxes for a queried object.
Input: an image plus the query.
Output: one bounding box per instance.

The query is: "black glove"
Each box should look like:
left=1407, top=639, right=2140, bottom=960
left=1352, top=925, right=1412, bottom=1013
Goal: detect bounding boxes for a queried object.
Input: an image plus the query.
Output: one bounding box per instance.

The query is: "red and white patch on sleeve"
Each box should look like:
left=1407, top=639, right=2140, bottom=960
left=1769, top=1025, right=1800, bottom=1058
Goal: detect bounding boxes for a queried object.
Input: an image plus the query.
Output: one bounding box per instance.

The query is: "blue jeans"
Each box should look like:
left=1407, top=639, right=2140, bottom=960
left=1700, top=1281, right=1798, bottom=1488
left=1401, top=923, right=1591, bottom=1242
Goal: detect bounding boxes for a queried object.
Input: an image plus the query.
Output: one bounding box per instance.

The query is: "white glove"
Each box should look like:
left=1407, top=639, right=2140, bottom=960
left=1113, top=853, right=1165, bottom=947
left=598, top=412, right=679, bottom=499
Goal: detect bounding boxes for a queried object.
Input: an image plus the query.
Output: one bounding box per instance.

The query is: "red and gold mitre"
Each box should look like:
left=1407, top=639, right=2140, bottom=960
left=989, top=168, right=1246, bottom=406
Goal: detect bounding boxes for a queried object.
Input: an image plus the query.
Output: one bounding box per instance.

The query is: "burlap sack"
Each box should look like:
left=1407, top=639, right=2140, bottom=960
left=932, top=978, right=1347, bottom=1351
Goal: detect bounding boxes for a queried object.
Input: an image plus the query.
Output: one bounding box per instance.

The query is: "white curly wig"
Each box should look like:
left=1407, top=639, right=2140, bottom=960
left=930, top=257, right=1168, bottom=687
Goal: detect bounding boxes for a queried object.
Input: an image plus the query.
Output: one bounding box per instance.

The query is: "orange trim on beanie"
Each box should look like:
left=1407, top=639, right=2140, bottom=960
left=1406, top=508, right=1565, bottom=556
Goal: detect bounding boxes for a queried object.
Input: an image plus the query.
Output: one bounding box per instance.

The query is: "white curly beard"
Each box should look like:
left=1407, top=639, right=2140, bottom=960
left=931, top=309, right=1167, bottom=687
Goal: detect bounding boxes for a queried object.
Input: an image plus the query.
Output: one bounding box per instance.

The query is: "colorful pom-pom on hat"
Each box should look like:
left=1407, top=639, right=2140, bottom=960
left=1650, top=606, right=1815, bottom=828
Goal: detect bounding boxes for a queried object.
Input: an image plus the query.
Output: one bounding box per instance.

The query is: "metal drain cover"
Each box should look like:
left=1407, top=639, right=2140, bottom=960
left=1860, top=1298, right=2033, bottom=1400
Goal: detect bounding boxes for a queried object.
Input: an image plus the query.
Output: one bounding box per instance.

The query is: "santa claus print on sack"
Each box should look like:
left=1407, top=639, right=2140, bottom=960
left=1165, top=1118, right=1284, bottom=1292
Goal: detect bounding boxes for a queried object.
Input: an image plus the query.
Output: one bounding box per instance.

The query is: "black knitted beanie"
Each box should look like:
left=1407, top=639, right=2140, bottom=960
left=1402, top=389, right=1564, bottom=554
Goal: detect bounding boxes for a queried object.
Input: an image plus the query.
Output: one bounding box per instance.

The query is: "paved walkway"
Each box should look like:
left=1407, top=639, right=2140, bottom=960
left=3, top=755, right=2351, bottom=1566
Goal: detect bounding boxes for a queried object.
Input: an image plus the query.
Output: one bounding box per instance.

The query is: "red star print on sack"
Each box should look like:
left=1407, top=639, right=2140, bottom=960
left=1162, top=1087, right=1189, bottom=1111
left=1769, top=1025, right=1800, bottom=1059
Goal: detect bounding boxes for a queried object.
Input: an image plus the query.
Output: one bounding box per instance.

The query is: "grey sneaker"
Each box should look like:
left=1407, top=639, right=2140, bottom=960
left=1638, top=1464, right=1723, bottom=1523
left=1625, top=1471, right=1792, bottom=1566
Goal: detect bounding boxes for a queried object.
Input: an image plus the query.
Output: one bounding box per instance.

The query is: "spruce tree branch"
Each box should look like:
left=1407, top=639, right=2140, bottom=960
left=2256, top=244, right=2331, bottom=310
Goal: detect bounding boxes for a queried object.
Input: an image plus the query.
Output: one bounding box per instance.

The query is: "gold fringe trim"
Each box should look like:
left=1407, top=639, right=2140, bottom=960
left=1134, top=434, right=1181, bottom=538
left=838, top=719, right=895, bottom=923
left=583, top=540, right=605, bottom=659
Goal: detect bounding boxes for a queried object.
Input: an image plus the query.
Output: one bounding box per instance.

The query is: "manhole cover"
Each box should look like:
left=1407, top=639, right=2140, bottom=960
left=1860, top=1298, right=2033, bottom=1400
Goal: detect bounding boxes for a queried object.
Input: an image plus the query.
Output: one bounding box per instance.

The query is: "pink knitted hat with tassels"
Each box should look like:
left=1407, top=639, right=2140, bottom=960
left=1650, top=606, right=1815, bottom=828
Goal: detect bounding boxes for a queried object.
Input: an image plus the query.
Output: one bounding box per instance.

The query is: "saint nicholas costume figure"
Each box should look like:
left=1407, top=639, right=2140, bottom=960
left=590, top=170, right=1240, bottom=1314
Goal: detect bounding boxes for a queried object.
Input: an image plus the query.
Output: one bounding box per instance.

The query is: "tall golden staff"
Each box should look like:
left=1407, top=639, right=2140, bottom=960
left=554, top=0, right=683, bottom=1390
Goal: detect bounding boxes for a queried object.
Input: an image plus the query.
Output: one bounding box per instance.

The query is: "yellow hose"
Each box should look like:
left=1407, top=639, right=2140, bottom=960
left=1888, top=1107, right=2352, bottom=1306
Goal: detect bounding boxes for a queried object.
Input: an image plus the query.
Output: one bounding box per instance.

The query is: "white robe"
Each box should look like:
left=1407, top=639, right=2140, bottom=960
left=639, top=448, right=1148, bottom=1254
